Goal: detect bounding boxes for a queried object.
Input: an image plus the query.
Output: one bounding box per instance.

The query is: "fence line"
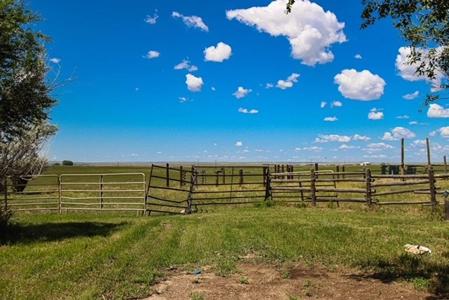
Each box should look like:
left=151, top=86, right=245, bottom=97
left=2, top=163, right=449, bottom=215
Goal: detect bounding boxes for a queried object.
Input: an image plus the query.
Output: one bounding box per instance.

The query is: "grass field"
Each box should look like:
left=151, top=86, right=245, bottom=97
left=2, top=206, right=449, bottom=299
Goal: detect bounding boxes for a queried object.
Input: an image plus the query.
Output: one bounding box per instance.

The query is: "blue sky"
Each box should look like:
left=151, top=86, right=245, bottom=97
left=30, top=0, right=449, bottom=163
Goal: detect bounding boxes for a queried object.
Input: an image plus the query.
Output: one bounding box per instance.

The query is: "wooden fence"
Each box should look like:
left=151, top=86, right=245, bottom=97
left=144, top=164, right=449, bottom=215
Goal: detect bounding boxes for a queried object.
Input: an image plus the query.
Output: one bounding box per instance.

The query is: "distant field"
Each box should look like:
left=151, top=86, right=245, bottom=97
left=1, top=207, right=449, bottom=299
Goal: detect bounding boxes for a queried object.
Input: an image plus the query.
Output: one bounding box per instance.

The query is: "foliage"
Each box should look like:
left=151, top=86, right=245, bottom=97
left=361, top=0, right=449, bottom=103
left=0, top=0, right=56, bottom=142
left=0, top=122, right=56, bottom=178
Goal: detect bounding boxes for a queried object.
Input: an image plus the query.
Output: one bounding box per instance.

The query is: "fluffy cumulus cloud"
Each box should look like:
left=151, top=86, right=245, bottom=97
left=226, top=0, right=346, bottom=66
left=315, top=134, right=351, bottom=143
left=396, top=47, right=445, bottom=91
left=427, top=104, right=449, bottom=118
left=204, top=42, right=232, bottom=62
left=174, top=59, right=198, bottom=72
left=334, top=69, right=386, bottom=101
left=368, top=108, right=384, bottom=120
left=238, top=107, right=259, bottom=114
left=437, top=127, right=449, bottom=138
left=320, top=101, right=327, bottom=108
left=382, top=127, right=416, bottom=141
left=354, top=54, right=362, bottom=60
left=146, top=50, right=160, bottom=59
left=235, top=141, right=243, bottom=147
left=402, top=91, right=419, bottom=100
left=233, top=86, right=252, bottom=99
left=277, top=73, right=300, bottom=90
left=185, top=73, right=204, bottom=92
left=172, top=11, right=209, bottom=31
left=324, top=116, right=337, bottom=122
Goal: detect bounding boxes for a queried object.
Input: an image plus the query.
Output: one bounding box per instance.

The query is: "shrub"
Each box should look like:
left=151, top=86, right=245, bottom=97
left=62, top=160, right=74, bottom=166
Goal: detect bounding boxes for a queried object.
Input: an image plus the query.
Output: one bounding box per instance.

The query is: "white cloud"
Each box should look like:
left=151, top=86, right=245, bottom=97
left=226, top=0, right=346, bottom=66
left=185, top=73, right=204, bottom=92
left=368, top=108, right=384, bottom=120
left=331, top=100, right=343, bottom=108
left=396, top=47, right=444, bottom=91
left=437, top=127, right=449, bottom=138
left=49, top=58, right=61, bottom=64
left=295, top=146, right=322, bottom=151
left=334, top=69, right=386, bottom=101
left=324, top=116, right=337, bottom=122
left=277, top=73, right=300, bottom=90
left=146, top=50, right=160, bottom=59
left=402, top=90, right=419, bottom=100
left=235, top=141, right=243, bottom=147
left=339, top=144, right=359, bottom=150
left=174, top=59, right=198, bottom=72
left=320, top=101, right=327, bottom=109
left=382, top=127, right=416, bottom=141
left=145, top=11, right=159, bottom=25
left=238, top=107, right=259, bottom=114
left=365, top=142, right=393, bottom=151
left=315, top=134, right=351, bottom=143
left=427, top=104, right=449, bottom=118
left=354, top=54, right=362, bottom=59
left=409, top=121, right=418, bottom=125
left=396, top=115, right=410, bottom=119
left=352, top=134, right=371, bottom=141
left=265, top=83, right=274, bottom=89
left=172, top=11, right=209, bottom=31
left=204, top=42, right=232, bottom=62
left=233, top=86, right=252, bottom=99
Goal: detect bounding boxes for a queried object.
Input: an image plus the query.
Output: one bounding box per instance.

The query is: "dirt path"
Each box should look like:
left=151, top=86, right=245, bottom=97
left=145, top=263, right=432, bottom=300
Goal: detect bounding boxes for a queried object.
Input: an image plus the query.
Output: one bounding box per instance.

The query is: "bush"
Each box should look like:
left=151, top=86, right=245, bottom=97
left=62, top=160, right=74, bottom=166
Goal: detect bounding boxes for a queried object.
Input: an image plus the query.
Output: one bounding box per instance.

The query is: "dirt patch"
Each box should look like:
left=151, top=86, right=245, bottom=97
left=144, top=263, right=432, bottom=300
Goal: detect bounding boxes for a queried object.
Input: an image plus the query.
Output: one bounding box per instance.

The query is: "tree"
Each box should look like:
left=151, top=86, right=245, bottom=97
left=361, top=0, right=448, bottom=104
left=286, top=0, right=448, bottom=104
left=0, top=0, right=57, bottom=225
left=0, top=0, right=56, bottom=141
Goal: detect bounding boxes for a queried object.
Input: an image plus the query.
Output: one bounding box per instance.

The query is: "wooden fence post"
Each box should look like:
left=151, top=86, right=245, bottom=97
left=166, top=163, right=170, bottom=187
left=426, top=138, right=432, bottom=168
left=222, top=168, right=226, bottom=185
left=310, top=169, right=317, bottom=207
left=314, top=163, right=319, bottom=172
left=365, top=168, right=372, bottom=207
left=239, top=169, right=243, bottom=186
left=179, top=166, right=183, bottom=186
left=342, top=165, right=345, bottom=179
left=400, top=138, right=405, bottom=177
left=336, top=165, right=340, bottom=179
left=216, top=170, right=219, bottom=186
left=428, top=168, right=437, bottom=211
left=264, top=169, right=272, bottom=201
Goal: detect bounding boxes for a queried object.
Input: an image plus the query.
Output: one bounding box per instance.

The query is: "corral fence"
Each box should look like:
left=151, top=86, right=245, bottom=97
left=2, top=164, right=449, bottom=215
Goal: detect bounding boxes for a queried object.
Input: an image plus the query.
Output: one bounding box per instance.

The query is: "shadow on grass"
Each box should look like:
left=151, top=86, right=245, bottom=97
left=353, top=254, right=449, bottom=299
left=0, top=221, right=125, bottom=245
